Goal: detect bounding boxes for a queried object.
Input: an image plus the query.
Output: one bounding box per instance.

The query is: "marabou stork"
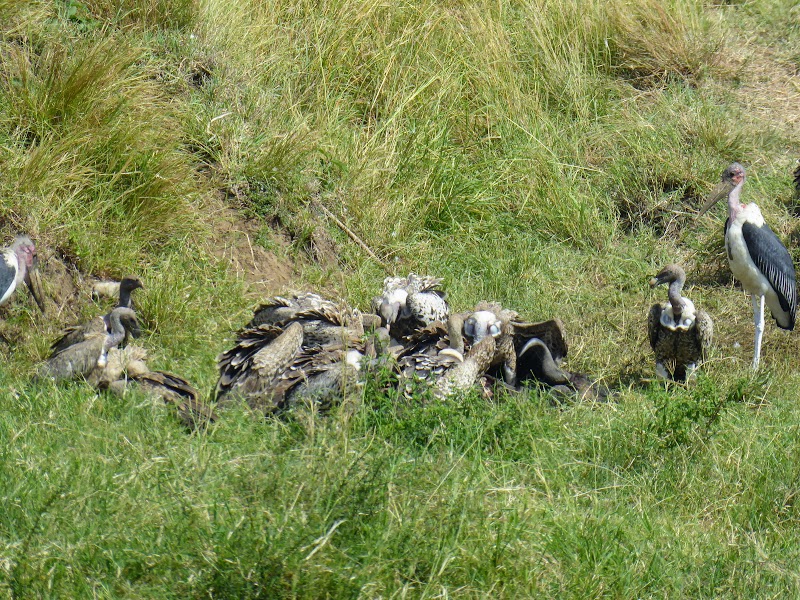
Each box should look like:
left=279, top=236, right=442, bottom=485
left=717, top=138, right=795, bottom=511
left=699, top=162, right=797, bottom=369
left=0, top=235, right=45, bottom=312
left=648, top=264, right=713, bottom=381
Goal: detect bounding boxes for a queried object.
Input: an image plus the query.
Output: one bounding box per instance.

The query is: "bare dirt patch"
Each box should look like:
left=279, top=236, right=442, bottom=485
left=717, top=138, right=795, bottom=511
left=204, top=201, right=295, bottom=298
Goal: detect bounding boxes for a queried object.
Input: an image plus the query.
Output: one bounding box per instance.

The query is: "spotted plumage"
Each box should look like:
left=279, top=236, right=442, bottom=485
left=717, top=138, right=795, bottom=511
left=396, top=321, right=464, bottom=395
left=647, top=264, right=713, bottom=381
left=375, top=273, right=449, bottom=339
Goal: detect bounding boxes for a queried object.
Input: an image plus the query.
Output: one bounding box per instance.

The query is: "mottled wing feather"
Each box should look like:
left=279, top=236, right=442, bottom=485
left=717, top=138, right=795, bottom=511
left=695, top=309, right=713, bottom=361
left=50, top=317, right=106, bottom=357
left=249, top=296, right=296, bottom=327
left=648, top=304, right=663, bottom=353
left=248, top=322, right=304, bottom=378
left=38, top=337, right=104, bottom=382
left=398, top=321, right=451, bottom=359
left=407, top=291, right=449, bottom=325
left=139, top=370, right=197, bottom=398
left=434, top=336, right=496, bottom=398
left=215, top=322, right=304, bottom=403
left=407, top=273, right=444, bottom=294
left=262, top=344, right=358, bottom=412
left=285, top=305, right=345, bottom=326
left=381, top=276, right=408, bottom=293
left=793, top=160, right=800, bottom=195
left=137, top=370, right=217, bottom=429
left=397, top=321, right=462, bottom=386
left=249, top=293, right=342, bottom=328
left=742, top=221, right=797, bottom=329
left=216, top=324, right=284, bottom=378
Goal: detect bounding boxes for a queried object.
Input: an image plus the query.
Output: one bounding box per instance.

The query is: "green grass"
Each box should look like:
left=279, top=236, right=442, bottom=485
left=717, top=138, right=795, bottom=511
left=2, top=0, right=800, bottom=596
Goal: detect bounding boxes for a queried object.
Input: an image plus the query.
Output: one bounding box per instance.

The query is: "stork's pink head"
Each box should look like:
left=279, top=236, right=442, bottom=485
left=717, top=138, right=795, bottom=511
left=11, top=235, right=45, bottom=313
left=698, top=162, right=747, bottom=217
left=722, top=162, right=745, bottom=187
left=12, top=235, right=37, bottom=269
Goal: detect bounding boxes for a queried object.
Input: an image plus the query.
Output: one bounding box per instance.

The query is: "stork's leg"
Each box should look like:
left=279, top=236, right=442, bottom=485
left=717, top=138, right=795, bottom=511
left=752, top=294, right=765, bottom=370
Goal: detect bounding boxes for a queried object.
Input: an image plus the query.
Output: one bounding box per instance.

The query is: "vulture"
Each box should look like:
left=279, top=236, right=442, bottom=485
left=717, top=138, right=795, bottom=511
left=37, top=307, right=140, bottom=383
left=648, top=264, right=713, bottom=381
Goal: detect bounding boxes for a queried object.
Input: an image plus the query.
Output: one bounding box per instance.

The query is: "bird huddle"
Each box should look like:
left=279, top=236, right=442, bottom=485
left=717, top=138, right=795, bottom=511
left=213, top=277, right=605, bottom=417
left=30, top=277, right=217, bottom=429
left=4, top=162, right=797, bottom=419
left=648, top=162, right=798, bottom=380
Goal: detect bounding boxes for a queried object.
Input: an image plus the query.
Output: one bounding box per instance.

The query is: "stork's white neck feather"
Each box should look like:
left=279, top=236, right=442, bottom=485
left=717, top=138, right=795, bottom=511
left=731, top=202, right=765, bottom=227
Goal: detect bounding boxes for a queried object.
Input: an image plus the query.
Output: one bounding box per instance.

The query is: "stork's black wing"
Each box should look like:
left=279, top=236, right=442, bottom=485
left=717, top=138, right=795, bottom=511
left=742, top=221, right=797, bottom=330
left=0, top=254, right=16, bottom=303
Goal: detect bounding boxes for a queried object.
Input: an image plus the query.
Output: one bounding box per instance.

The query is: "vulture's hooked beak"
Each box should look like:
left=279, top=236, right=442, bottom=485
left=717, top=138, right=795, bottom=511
left=128, top=319, right=143, bottom=339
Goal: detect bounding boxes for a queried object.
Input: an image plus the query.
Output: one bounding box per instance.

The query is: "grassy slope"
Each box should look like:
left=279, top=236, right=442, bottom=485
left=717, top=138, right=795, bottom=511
left=1, top=0, right=800, bottom=597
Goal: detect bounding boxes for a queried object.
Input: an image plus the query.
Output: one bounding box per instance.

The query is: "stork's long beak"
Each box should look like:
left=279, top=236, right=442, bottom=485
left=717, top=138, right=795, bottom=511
left=24, top=259, right=45, bottom=313
left=697, top=181, right=733, bottom=217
